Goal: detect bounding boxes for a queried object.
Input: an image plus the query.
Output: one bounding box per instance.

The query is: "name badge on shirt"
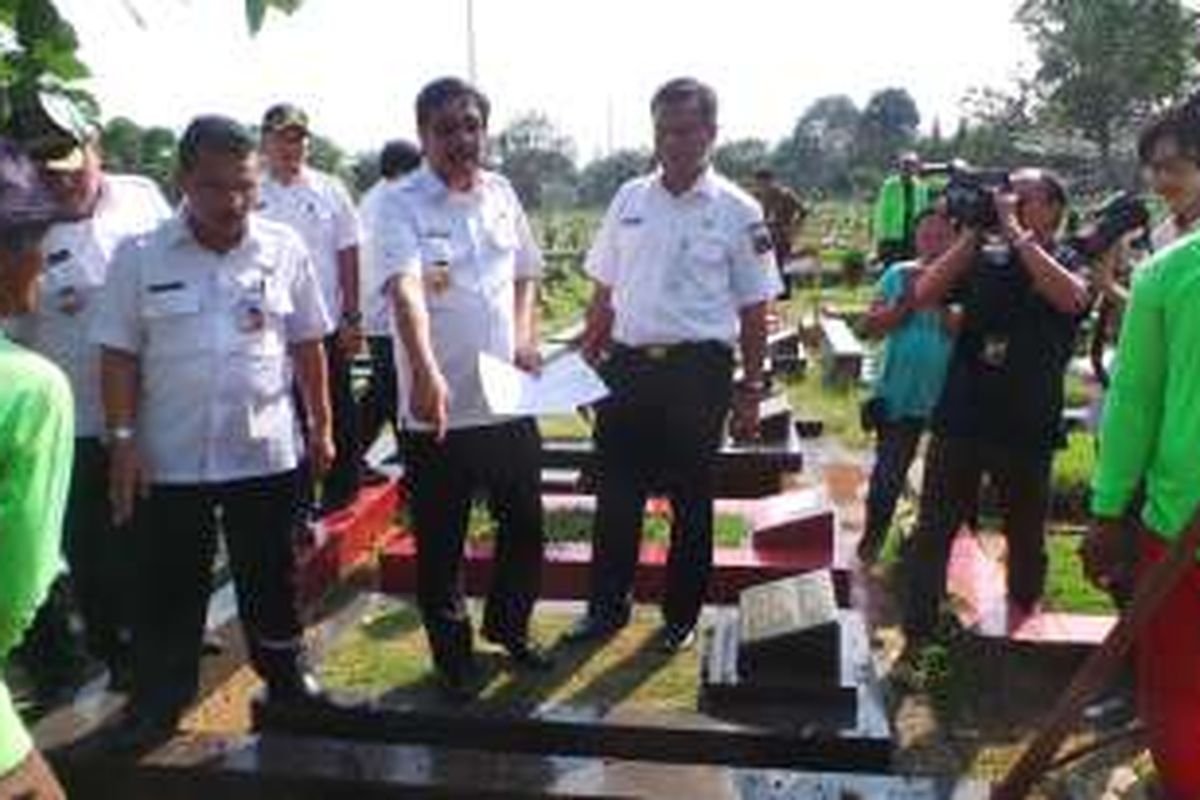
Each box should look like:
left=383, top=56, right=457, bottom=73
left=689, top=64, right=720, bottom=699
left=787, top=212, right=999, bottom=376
left=144, top=282, right=200, bottom=318
left=236, top=277, right=267, bottom=333
left=981, top=335, right=1009, bottom=368
left=422, top=233, right=453, bottom=296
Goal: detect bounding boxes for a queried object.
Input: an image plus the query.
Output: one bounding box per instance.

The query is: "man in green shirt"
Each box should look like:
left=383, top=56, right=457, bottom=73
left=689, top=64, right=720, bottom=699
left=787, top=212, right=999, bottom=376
left=1085, top=187, right=1200, bottom=798
left=0, top=138, right=72, bottom=799
left=872, top=152, right=932, bottom=266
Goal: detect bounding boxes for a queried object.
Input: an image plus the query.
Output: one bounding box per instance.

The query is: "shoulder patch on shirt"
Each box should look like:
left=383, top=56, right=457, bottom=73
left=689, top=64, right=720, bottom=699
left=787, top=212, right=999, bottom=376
left=749, top=222, right=773, bottom=256
left=47, top=249, right=71, bottom=266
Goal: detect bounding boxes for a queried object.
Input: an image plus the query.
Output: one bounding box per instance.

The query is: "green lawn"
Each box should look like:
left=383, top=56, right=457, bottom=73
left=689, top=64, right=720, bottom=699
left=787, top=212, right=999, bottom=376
left=782, top=365, right=872, bottom=449
left=318, top=600, right=701, bottom=713
left=458, top=505, right=747, bottom=549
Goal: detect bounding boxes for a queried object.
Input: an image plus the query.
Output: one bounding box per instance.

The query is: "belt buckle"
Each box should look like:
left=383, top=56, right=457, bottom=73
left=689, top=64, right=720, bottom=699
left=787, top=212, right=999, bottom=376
left=645, top=345, right=669, bottom=360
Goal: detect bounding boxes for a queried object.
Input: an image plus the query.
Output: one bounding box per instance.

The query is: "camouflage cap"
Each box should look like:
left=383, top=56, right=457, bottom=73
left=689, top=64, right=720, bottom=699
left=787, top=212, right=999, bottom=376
left=261, top=102, right=309, bottom=133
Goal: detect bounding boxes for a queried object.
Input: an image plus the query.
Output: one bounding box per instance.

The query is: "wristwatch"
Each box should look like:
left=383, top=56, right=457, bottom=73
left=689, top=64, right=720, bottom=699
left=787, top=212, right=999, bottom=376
left=108, top=425, right=135, bottom=444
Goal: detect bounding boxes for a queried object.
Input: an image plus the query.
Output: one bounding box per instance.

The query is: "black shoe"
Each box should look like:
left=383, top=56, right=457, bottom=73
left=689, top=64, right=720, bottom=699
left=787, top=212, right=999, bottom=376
left=482, top=630, right=555, bottom=671
left=657, top=623, right=696, bottom=654
left=103, top=709, right=179, bottom=755
left=436, top=661, right=482, bottom=703
left=562, top=613, right=627, bottom=644
left=265, top=670, right=335, bottom=712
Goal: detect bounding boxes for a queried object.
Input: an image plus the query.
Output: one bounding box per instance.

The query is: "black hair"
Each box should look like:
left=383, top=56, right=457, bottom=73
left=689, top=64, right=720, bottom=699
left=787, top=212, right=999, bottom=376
left=379, top=139, right=422, bottom=178
left=415, top=77, right=490, bottom=129
left=651, top=77, right=718, bottom=127
left=753, top=167, right=774, bottom=180
left=1137, top=99, right=1200, bottom=166
left=177, top=115, right=256, bottom=173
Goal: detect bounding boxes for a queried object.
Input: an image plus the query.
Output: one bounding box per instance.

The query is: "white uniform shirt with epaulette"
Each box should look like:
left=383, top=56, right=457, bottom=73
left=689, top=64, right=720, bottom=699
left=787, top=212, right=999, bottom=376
left=6, top=174, right=171, bottom=438
left=258, top=166, right=360, bottom=333
left=91, top=214, right=332, bottom=484
left=375, top=165, right=542, bottom=431
left=585, top=168, right=782, bottom=346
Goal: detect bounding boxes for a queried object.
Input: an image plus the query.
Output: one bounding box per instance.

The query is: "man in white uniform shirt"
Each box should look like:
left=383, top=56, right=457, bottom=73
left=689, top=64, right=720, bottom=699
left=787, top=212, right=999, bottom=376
left=7, top=110, right=170, bottom=703
left=93, top=116, right=335, bottom=747
left=569, top=78, right=781, bottom=652
left=258, top=103, right=363, bottom=513
left=378, top=77, right=550, bottom=699
left=358, top=139, right=421, bottom=464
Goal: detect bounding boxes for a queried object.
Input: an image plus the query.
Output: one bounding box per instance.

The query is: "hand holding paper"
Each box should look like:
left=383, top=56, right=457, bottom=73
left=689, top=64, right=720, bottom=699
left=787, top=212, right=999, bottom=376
left=479, top=351, right=608, bottom=416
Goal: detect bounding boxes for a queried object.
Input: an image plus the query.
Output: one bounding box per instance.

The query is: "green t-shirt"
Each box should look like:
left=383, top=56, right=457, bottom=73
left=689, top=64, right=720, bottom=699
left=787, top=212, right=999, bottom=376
left=872, top=174, right=932, bottom=248
left=1092, top=231, right=1200, bottom=542
left=872, top=262, right=954, bottom=421
left=0, top=334, right=73, bottom=775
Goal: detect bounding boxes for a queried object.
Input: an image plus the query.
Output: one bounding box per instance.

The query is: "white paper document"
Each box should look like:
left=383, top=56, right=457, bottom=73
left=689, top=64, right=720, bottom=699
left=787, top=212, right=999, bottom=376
left=478, top=351, right=609, bottom=416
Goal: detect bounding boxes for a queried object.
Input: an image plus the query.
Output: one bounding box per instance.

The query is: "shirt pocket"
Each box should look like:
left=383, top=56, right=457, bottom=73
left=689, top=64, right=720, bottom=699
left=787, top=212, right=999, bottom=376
left=683, top=234, right=731, bottom=293
left=141, top=282, right=206, bottom=360
left=142, top=282, right=201, bottom=319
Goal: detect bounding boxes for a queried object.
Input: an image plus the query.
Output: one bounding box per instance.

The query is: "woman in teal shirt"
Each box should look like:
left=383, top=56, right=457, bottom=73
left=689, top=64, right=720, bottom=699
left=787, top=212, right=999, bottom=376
left=0, top=137, right=73, bottom=800
left=859, top=206, right=958, bottom=564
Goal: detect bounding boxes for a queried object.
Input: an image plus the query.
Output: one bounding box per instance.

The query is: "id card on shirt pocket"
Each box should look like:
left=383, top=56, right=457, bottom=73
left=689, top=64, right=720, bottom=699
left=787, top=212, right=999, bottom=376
left=143, top=282, right=201, bottom=318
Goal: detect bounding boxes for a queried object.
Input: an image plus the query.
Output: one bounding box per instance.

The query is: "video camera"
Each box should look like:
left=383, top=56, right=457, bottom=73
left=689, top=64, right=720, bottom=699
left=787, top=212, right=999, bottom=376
left=1068, top=191, right=1150, bottom=258
left=922, top=160, right=1010, bottom=229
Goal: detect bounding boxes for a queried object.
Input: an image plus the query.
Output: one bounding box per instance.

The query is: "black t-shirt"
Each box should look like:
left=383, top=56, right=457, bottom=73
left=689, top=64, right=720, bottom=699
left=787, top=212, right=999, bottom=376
left=932, top=239, right=1086, bottom=452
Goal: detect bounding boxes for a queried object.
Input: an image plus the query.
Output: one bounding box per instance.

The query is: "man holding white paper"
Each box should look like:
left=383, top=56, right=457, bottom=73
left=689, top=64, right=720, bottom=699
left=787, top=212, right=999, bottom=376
left=378, top=77, right=551, bottom=700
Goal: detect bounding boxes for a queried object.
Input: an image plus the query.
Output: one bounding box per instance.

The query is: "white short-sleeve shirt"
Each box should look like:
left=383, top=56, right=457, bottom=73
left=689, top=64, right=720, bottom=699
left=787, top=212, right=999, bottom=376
left=91, top=214, right=332, bottom=485
left=6, top=175, right=171, bottom=438
left=258, top=166, right=360, bottom=332
left=585, top=168, right=781, bottom=346
left=357, top=178, right=396, bottom=337
left=375, top=166, right=543, bottom=431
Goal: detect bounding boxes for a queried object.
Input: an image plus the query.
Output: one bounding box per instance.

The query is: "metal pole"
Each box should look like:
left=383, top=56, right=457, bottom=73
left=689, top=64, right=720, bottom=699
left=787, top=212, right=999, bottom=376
left=466, top=0, right=478, bottom=84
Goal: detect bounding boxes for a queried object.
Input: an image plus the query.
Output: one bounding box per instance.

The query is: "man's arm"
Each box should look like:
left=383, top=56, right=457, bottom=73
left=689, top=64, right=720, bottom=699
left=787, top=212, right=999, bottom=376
left=389, top=274, right=448, bottom=440
left=291, top=338, right=334, bottom=476
left=1083, top=267, right=1166, bottom=587
left=913, top=229, right=978, bottom=307
left=1011, top=236, right=1090, bottom=315
left=100, top=347, right=144, bottom=525
left=730, top=300, right=770, bottom=441
left=335, top=245, right=363, bottom=353
left=579, top=282, right=614, bottom=362
left=513, top=276, right=540, bottom=372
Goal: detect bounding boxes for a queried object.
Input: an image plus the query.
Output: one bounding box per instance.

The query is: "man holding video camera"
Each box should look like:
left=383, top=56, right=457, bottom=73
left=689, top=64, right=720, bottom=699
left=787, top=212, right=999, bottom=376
left=901, top=168, right=1091, bottom=641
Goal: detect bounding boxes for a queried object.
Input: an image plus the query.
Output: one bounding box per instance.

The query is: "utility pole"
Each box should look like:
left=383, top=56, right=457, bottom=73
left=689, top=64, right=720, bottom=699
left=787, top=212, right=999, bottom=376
left=466, top=0, right=478, bottom=84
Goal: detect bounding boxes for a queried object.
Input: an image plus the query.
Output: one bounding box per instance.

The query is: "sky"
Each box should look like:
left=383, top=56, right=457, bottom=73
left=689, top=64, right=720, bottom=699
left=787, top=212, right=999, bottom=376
left=54, top=0, right=1036, bottom=162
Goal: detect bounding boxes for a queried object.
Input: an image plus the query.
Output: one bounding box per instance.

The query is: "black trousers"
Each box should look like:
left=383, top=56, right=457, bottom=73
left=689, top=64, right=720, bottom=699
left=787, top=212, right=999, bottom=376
left=358, top=336, right=400, bottom=454
left=130, top=470, right=305, bottom=719
left=18, top=438, right=131, bottom=688
left=402, top=419, right=544, bottom=675
left=588, top=342, right=734, bottom=629
left=903, top=434, right=1052, bottom=638
left=862, top=418, right=925, bottom=552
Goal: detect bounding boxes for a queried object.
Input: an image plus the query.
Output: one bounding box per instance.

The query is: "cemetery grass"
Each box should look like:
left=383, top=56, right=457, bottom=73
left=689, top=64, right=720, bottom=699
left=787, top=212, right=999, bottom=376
left=318, top=599, right=701, bottom=714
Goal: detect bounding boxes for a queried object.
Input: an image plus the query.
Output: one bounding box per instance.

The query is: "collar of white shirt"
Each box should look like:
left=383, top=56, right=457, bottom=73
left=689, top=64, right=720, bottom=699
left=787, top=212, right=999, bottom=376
left=165, top=212, right=268, bottom=257
left=651, top=166, right=720, bottom=200
left=410, top=164, right=501, bottom=204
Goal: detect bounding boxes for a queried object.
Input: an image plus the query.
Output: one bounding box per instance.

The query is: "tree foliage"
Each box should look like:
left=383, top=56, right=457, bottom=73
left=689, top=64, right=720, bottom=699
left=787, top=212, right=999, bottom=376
left=1016, top=0, right=1195, bottom=177
left=492, top=112, right=577, bottom=209
left=575, top=148, right=651, bottom=208
left=713, top=137, right=770, bottom=185
left=100, top=115, right=176, bottom=193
